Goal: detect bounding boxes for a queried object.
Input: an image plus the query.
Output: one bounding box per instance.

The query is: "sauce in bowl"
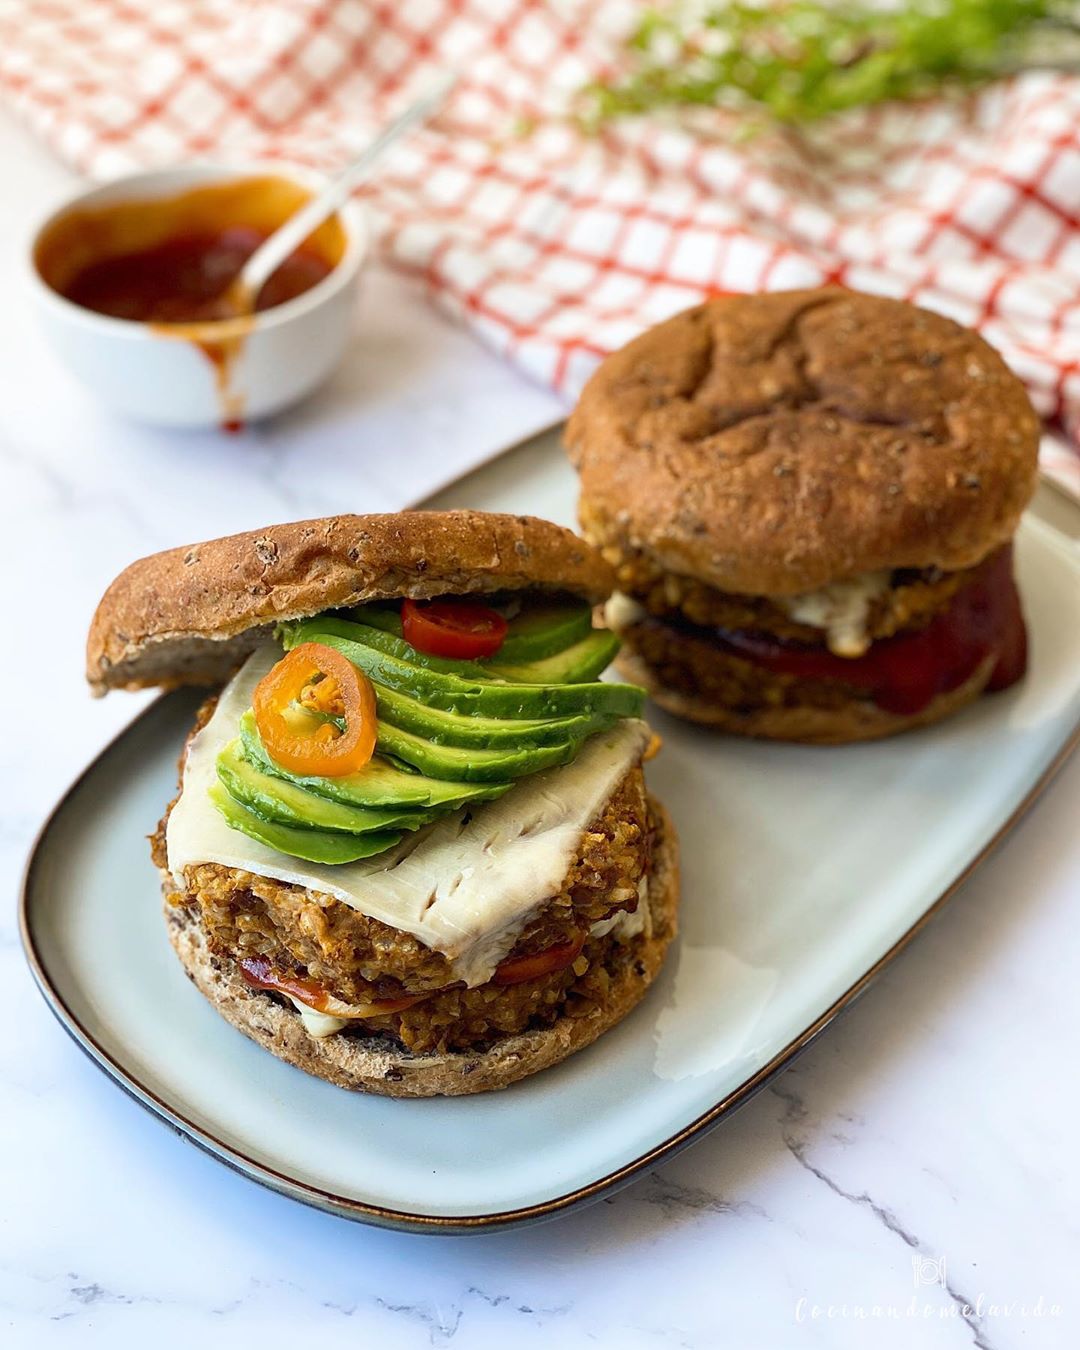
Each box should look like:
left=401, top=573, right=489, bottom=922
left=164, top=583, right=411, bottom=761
left=60, top=225, right=335, bottom=324
left=34, top=175, right=348, bottom=427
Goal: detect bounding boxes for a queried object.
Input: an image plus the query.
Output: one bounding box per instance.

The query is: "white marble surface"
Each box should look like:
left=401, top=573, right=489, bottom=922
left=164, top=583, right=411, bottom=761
left=2, top=108, right=1079, bottom=1350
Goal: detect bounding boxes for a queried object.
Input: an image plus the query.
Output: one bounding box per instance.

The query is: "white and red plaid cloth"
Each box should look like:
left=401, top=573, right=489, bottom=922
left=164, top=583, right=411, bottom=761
left=3, top=0, right=1079, bottom=495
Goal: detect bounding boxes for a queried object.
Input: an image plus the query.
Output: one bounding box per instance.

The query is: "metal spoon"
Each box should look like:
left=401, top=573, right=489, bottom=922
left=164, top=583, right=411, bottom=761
left=227, top=72, right=456, bottom=314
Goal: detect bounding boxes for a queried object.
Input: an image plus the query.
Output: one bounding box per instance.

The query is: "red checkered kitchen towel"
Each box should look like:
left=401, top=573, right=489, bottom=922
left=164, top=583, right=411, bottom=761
left=3, top=0, right=1079, bottom=496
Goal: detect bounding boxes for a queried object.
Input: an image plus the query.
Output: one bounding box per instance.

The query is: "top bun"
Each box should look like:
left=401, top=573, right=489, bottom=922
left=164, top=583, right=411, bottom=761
left=567, top=288, right=1040, bottom=596
left=87, top=510, right=614, bottom=695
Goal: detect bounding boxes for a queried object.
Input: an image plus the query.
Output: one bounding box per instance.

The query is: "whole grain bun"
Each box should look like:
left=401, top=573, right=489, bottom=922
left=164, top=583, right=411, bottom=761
left=617, top=648, right=996, bottom=745
left=163, top=798, right=679, bottom=1098
left=567, top=289, right=1040, bottom=596
left=88, top=510, right=614, bottom=695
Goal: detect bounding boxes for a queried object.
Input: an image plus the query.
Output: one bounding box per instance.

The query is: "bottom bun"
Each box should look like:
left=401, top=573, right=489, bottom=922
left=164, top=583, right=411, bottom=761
left=617, top=650, right=996, bottom=746
left=164, top=796, right=679, bottom=1098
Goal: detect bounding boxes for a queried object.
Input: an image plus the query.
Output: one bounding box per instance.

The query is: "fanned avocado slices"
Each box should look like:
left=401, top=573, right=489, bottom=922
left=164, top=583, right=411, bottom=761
left=376, top=720, right=584, bottom=782
left=283, top=618, right=644, bottom=719
left=219, top=594, right=642, bottom=863
left=238, top=712, right=512, bottom=809
left=373, top=682, right=616, bottom=749
left=217, top=741, right=440, bottom=835
left=209, top=783, right=404, bottom=864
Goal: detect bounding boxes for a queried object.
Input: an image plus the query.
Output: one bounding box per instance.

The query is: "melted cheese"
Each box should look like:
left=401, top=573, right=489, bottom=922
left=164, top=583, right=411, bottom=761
left=778, top=571, right=891, bottom=657
left=289, top=1000, right=347, bottom=1038
left=167, top=646, right=651, bottom=987
left=589, top=877, right=651, bottom=942
left=604, top=591, right=647, bottom=633
left=607, top=579, right=891, bottom=660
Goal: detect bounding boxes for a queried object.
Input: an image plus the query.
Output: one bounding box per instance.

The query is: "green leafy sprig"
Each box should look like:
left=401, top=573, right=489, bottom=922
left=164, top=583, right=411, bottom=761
left=576, top=0, right=1080, bottom=129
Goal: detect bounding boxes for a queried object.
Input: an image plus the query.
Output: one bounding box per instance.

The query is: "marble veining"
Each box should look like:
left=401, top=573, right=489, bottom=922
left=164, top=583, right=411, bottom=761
left=2, top=110, right=1078, bottom=1350
left=770, top=1079, right=1000, bottom=1348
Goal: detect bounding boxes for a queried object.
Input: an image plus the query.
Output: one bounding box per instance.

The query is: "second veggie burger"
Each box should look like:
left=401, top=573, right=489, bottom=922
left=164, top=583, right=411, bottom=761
left=567, top=288, right=1040, bottom=743
left=88, top=512, right=678, bottom=1096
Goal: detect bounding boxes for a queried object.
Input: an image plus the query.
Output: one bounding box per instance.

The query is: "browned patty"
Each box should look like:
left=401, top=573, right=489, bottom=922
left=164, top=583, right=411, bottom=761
left=590, top=516, right=979, bottom=646
left=618, top=616, right=865, bottom=714
left=356, top=892, right=665, bottom=1054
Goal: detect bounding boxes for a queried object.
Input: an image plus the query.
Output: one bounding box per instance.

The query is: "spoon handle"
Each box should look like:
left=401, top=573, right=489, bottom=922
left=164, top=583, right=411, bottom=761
left=238, top=72, right=457, bottom=302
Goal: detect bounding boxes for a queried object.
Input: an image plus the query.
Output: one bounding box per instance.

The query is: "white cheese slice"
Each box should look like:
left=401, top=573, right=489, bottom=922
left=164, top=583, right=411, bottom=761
left=167, top=646, right=651, bottom=987
left=777, top=570, right=891, bottom=657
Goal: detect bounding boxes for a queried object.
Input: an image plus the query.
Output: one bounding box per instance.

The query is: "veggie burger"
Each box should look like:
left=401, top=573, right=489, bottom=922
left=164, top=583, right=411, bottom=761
left=567, top=288, right=1040, bottom=743
left=87, top=511, right=679, bottom=1096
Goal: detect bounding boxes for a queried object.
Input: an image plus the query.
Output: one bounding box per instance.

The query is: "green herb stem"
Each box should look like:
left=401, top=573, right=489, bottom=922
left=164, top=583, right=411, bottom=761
left=577, top=0, right=1080, bottom=129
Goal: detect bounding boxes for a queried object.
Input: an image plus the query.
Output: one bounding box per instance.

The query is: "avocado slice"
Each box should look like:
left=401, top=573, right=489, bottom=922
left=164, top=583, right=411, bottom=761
left=239, top=712, right=512, bottom=809
left=494, top=599, right=594, bottom=664
left=373, top=682, right=616, bottom=748
left=217, top=741, right=437, bottom=835
left=484, top=629, right=622, bottom=684
left=347, top=597, right=593, bottom=665
left=343, top=602, right=402, bottom=636
left=284, top=619, right=643, bottom=719
left=209, top=783, right=403, bottom=864
left=375, top=720, right=585, bottom=782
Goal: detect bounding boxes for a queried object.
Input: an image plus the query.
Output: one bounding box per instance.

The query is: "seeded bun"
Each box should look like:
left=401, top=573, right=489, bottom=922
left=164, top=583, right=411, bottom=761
left=87, top=511, right=615, bottom=696
left=617, top=647, right=996, bottom=745
left=567, top=288, right=1040, bottom=596
left=162, top=799, right=679, bottom=1098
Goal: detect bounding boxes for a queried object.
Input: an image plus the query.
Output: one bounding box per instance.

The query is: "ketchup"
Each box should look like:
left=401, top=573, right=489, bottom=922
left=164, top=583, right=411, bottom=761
left=715, top=546, right=1026, bottom=716
left=239, top=956, right=421, bottom=1016
left=239, top=955, right=340, bottom=1013
left=59, top=226, right=334, bottom=324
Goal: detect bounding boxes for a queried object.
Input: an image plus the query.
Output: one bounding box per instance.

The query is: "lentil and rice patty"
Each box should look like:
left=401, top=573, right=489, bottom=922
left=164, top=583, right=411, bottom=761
left=592, top=521, right=982, bottom=649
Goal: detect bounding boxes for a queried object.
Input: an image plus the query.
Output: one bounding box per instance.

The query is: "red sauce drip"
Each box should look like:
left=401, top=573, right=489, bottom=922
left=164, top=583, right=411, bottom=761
left=240, top=955, right=336, bottom=1012
left=60, top=226, right=334, bottom=324
left=715, top=545, right=1026, bottom=716
left=239, top=956, right=424, bottom=1016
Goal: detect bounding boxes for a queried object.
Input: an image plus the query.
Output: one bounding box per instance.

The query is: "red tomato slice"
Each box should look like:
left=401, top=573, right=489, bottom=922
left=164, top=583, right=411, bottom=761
left=401, top=597, right=508, bottom=659
left=491, top=934, right=586, bottom=986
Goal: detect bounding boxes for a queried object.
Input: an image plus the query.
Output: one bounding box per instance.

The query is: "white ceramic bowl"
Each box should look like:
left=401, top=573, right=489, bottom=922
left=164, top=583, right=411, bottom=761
left=29, top=163, right=368, bottom=429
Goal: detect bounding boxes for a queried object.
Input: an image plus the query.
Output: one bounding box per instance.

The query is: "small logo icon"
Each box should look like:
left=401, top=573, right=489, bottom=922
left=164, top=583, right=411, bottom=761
left=913, top=1254, right=947, bottom=1289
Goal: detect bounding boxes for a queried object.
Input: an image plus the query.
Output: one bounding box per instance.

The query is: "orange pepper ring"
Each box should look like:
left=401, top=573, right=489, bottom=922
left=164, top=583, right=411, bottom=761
left=252, top=642, right=377, bottom=777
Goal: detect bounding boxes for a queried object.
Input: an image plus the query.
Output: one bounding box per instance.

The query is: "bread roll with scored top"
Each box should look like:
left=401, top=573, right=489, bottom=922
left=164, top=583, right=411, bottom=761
left=567, top=289, right=1039, bottom=742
